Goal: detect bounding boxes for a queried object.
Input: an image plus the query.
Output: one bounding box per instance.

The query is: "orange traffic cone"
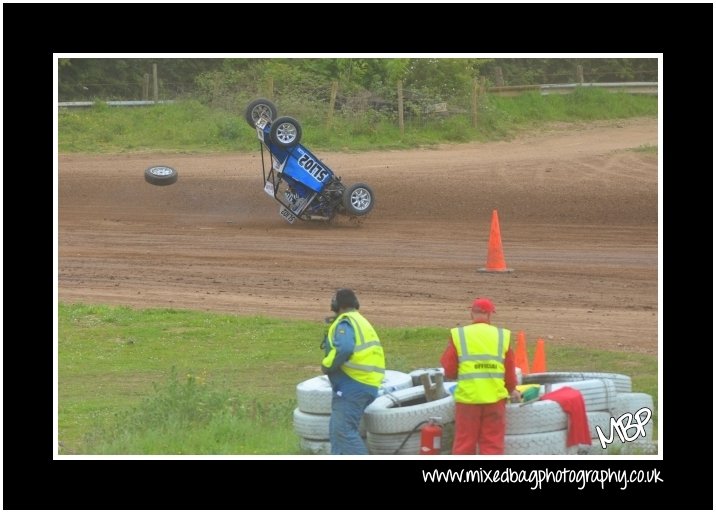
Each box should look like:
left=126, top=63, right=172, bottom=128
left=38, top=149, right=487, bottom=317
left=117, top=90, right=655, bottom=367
left=478, top=209, right=513, bottom=272
left=514, top=330, right=530, bottom=375
left=532, top=338, right=547, bottom=373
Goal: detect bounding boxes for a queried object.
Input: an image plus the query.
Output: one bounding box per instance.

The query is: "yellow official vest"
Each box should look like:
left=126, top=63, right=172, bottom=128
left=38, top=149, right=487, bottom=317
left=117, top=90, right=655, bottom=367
left=323, top=311, right=385, bottom=387
left=450, top=323, right=510, bottom=404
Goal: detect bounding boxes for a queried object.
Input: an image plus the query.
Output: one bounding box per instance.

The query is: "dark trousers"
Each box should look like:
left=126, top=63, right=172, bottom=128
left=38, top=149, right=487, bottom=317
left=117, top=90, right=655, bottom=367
left=329, top=387, right=375, bottom=455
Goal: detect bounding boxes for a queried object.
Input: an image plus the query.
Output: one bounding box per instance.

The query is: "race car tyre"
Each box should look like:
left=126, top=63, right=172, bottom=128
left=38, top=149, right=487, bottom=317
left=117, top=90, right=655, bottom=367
left=295, top=375, right=333, bottom=415
left=144, top=165, right=178, bottom=186
left=299, top=438, right=331, bottom=455
left=586, top=439, right=657, bottom=455
left=610, top=392, right=654, bottom=441
left=292, top=408, right=330, bottom=440
left=363, top=383, right=455, bottom=434
left=586, top=411, right=612, bottom=439
left=522, top=372, right=632, bottom=393
left=245, top=98, right=278, bottom=128
left=270, top=116, right=302, bottom=148
left=293, top=408, right=369, bottom=441
left=296, top=370, right=412, bottom=415
left=343, top=183, right=375, bottom=216
left=366, top=430, right=421, bottom=455
left=505, top=399, right=568, bottom=435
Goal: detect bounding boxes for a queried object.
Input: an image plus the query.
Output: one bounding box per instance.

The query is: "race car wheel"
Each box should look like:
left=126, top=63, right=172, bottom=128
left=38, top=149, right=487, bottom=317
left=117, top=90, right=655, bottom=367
left=343, top=183, right=374, bottom=216
left=245, top=98, right=278, bottom=128
left=144, top=165, right=178, bottom=186
left=270, top=116, right=302, bottom=148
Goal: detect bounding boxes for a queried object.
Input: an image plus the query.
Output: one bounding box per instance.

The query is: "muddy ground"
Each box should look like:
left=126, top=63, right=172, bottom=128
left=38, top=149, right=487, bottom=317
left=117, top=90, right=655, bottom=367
left=59, top=117, right=658, bottom=355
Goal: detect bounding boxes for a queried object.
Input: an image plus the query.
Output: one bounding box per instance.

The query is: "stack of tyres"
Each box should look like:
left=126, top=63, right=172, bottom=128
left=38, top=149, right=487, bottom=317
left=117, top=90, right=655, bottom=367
left=520, top=372, right=655, bottom=454
left=363, top=382, right=456, bottom=455
left=293, top=370, right=413, bottom=454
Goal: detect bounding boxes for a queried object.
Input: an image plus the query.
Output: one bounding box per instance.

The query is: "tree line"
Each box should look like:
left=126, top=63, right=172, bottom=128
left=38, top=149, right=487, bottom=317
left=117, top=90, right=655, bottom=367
left=58, top=57, right=658, bottom=102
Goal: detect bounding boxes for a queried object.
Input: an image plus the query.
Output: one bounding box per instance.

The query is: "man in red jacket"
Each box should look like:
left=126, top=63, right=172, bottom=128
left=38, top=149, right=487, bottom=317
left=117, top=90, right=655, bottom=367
left=440, top=297, right=521, bottom=455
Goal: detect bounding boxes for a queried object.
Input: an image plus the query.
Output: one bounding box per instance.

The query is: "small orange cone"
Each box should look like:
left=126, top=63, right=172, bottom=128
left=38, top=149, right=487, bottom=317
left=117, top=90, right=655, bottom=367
left=514, top=331, right=530, bottom=375
left=478, top=209, right=513, bottom=272
left=532, top=338, right=547, bottom=373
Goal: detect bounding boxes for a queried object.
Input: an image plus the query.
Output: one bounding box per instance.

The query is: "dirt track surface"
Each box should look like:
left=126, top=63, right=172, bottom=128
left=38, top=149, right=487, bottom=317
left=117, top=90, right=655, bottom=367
left=59, top=118, right=658, bottom=355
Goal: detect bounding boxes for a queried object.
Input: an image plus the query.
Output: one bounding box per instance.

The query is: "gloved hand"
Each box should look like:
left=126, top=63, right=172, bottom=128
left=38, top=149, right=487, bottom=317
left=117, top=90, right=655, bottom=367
left=510, top=389, right=522, bottom=403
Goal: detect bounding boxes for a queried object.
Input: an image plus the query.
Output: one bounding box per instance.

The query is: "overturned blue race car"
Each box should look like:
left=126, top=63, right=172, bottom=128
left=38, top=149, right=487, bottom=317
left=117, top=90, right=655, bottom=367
left=245, top=98, right=375, bottom=224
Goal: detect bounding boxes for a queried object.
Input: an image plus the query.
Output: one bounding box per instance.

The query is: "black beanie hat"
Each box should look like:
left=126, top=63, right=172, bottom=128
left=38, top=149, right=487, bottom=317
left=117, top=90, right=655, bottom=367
left=331, top=288, right=360, bottom=312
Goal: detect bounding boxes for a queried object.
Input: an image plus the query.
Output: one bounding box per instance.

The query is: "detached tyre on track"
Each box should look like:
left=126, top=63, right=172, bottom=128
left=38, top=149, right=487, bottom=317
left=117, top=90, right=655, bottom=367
left=144, top=165, right=178, bottom=186
left=245, top=98, right=278, bottom=128
left=343, top=183, right=374, bottom=216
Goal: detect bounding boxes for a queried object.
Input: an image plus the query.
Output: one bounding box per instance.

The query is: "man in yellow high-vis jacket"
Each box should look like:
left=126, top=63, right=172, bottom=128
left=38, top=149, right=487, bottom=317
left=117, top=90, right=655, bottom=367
left=321, top=288, right=385, bottom=454
left=440, top=297, right=521, bottom=454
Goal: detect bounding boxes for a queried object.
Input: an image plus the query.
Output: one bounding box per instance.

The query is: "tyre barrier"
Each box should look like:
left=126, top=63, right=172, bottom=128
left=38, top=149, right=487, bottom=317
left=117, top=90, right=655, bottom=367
left=586, top=411, right=612, bottom=438
left=504, top=429, right=569, bottom=455
left=505, top=400, right=567, bottom=435
left=366, top=422, right=455, bottom=455
left=608, top=392, right=654, bottom=443
left=364, top=383, right=455, bottom=435
left=550, top=379, right=617, bottom=412
left=294, top=372, right=412, bottom=453
left=294, top=368, right=654, bottom=455
left=293, top=408, right=367, bottom=441
left=367, top=430, right=421, bottom=455
left=570, top=393, right=655, bottom=455
left=299, top=438, right=331, bottom=455
left=296, top=370, right=412, bottom=415
left=293, top=408, right=330, bottom=441
left=522, top=372, right=632, bottom=393
left=585, top=439, right=657, bottom=455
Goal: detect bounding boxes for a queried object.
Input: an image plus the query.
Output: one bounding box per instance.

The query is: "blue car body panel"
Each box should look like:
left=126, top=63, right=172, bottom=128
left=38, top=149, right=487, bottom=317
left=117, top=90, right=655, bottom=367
left=258, top=125, right=334, bottom=194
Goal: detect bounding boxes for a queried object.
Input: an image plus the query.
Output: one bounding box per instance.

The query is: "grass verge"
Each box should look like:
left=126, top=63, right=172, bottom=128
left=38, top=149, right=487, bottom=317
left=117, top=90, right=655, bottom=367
left=58, top=89, right=657, bottom=154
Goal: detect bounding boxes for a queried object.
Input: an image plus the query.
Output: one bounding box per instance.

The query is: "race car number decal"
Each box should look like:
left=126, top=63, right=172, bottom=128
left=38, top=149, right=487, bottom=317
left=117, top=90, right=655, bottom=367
left=297, top=154, right=329, bottom=182
left=279, top=206, right=296, bottom=224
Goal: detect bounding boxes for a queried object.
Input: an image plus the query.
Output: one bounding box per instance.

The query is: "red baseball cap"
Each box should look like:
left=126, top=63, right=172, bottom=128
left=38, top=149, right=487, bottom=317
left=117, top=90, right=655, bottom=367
left=469, top=297, right=496, bottom=313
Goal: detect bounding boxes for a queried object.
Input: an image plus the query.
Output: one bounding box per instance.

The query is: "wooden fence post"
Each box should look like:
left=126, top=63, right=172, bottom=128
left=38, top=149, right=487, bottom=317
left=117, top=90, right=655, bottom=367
left=397, top=80, right=404, bottom=136
left=471, top=77, right=479, bottom=128
left=267, top=76, right=274, bottom=99
left=494, top=66, right=504, bottom=87
left=152, top=63, right=158, bottom=102
left=143, top=73, right=149, bottom=101
left=576, top=64, right=584, bottom=84
left=327, top=81, right=338, bottom=128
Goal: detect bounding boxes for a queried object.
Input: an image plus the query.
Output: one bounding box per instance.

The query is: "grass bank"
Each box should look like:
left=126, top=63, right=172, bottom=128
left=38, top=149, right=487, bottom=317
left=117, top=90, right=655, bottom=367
left=58, top=303, right=658, bottom=455
left=58, top=89, right=657, bottom=154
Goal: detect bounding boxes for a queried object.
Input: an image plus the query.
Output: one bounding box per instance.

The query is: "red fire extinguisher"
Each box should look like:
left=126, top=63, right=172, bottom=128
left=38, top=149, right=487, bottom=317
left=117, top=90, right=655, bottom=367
left=420, top=417, right=443, bottom=455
